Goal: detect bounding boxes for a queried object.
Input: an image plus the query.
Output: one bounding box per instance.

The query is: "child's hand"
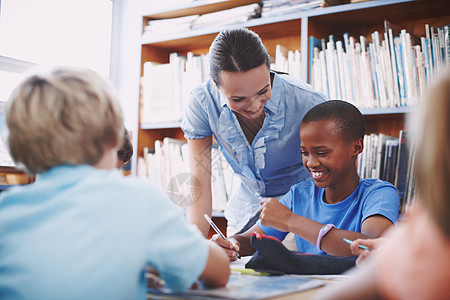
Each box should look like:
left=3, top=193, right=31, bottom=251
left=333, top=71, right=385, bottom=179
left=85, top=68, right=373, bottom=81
left=351, top=237, right=386, bottom=266
left=210, top=235, right=240, bottom=262
left=259, top=197, right=293, bottom=231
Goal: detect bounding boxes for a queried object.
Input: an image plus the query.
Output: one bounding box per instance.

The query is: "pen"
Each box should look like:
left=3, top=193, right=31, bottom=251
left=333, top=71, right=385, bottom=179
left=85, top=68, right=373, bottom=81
left=343, top=238, right=371, bottom=251
left=204, top=214, right=241, bottom=259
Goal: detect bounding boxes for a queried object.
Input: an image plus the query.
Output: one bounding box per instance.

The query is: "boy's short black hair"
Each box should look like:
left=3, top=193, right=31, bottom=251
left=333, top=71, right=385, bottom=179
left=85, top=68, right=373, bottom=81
left=302, top=100, right=365, bottom=143
left=118, top=128, right=133, bottom=164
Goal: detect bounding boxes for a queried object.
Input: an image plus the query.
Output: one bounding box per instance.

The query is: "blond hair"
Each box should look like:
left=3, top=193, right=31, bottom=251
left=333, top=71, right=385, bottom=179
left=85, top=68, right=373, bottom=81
left=414, top=68, right=450, bottom=237
left=6, top=67, right=123, bottom=174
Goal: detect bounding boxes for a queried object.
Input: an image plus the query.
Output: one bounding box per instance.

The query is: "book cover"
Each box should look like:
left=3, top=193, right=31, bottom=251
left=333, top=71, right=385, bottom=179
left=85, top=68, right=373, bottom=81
left=309, top=36, right=323, bottom=84
left=394, top=130, right=411, bottom=206
left=382, top=139, right=399, bottom=184
left=375, top=133, right=396, bottom=179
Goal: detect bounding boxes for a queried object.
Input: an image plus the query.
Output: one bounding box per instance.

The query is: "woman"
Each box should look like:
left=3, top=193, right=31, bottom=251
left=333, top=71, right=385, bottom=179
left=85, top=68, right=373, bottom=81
left=182, top=28, right=326, bottom=236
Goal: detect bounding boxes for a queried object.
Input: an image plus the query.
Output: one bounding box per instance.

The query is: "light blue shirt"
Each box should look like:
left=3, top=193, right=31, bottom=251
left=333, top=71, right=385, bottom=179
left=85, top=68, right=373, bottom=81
left=258, top=178, right=400, bottom=255
left=182, top=72, right=326, bottom=229
left=0, top=165, right=208, bottom=300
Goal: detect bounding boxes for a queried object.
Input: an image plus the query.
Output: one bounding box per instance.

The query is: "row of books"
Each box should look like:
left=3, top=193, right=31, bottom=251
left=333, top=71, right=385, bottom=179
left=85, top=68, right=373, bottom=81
left=141, top=52, right=208, bottom=124
left=357, top=130, right=416, bottom=213
left=272, top=44, right=302, bottom=80
left=136, top=137, right=233, bottom=212
left=141, top=44, right=300, bottom=124
left=311, top=22, right=450, bottom=109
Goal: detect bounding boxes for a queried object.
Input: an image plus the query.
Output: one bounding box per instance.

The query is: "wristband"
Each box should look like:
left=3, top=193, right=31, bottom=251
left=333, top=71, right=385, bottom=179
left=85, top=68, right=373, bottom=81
left=316, top=224, right=335, bottom=251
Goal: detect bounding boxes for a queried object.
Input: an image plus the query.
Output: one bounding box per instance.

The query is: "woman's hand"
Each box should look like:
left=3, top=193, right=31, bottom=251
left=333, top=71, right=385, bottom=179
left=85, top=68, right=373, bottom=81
left=210, top=234, right=240, bottom=262
left=259, top=197, right=294, bottom=232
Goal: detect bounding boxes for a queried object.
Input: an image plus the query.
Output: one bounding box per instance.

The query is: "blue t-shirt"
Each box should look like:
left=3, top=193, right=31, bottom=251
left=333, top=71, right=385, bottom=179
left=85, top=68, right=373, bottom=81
left=0, top=165, right=209, bottom=300
left=258, top=178, right=400, bottom=255
left=182, top=72, right=326, bottom=229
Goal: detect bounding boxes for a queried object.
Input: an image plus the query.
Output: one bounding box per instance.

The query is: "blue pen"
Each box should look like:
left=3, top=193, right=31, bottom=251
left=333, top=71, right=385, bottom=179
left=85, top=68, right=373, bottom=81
left=343, top=238, right=371, bottom=251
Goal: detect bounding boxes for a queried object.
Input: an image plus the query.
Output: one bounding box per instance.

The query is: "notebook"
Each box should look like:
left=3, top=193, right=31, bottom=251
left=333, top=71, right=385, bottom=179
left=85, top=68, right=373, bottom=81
left=147, top=272, right=325, bottom=299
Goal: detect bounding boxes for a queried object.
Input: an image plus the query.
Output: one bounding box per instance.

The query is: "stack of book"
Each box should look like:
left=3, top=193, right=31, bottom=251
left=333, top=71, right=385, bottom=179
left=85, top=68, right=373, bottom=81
left=137, top=138, right=232, bottom=212
left=261, top=0, right=323, bottom=18
left=271, top=44, right=301, bottom=80
left=310, top=23, right=450, bottom=109
left=142, top=3, right=262, bottom=40
left=357, top=130, right=416, bottom=213
left=141, top=52, right=209, bottom=124
left=190, top=3, right=262, bottom=30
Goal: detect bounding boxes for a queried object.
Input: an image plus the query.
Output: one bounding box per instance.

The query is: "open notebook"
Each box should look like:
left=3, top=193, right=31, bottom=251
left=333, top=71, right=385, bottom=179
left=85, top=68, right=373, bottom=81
left=147, top=272, right=325, bottom=299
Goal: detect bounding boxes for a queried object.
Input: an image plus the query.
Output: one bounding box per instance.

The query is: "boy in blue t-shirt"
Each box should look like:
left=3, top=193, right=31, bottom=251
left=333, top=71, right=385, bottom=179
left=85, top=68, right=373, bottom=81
left=0, top=67, right=230, bottom=300
left=213, top=100, right=400, bottom=259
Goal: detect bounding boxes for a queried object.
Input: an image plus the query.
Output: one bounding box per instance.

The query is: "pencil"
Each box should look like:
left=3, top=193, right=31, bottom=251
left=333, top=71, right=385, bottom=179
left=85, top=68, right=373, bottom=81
left=204, top=214, right=241, bottom=259
left=343, top=238, right=371, bottom=251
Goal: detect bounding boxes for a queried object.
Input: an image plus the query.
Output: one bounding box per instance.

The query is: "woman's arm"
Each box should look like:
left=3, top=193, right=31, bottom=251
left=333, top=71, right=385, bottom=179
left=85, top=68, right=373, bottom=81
left=186, top=137, right=213, bottom=237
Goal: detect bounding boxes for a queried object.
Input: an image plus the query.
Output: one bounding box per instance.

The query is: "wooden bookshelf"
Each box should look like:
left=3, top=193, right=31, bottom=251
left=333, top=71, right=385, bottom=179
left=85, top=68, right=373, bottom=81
left=137, top=0, right=449, bottom=158
left=137, top=0, right=449, bottom=216
left=0, top=167, right=34, bottom=186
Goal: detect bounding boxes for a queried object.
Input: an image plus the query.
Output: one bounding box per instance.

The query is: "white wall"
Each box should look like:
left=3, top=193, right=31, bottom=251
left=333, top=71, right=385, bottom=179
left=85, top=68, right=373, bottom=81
left=110, top=0, right=144, bottom=174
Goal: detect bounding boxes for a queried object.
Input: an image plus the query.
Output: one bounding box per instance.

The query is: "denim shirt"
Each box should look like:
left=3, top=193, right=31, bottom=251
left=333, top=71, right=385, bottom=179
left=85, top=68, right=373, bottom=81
left=182, top=72, right=326, bottom=229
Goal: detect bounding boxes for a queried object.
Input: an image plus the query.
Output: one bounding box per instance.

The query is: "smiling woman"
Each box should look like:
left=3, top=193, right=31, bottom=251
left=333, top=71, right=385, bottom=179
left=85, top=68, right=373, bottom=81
left=181, top=27, right=327, bottom=238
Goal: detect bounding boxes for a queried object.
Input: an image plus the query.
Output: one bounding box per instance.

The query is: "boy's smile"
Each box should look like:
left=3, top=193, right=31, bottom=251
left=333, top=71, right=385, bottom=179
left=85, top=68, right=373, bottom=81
left=300, top=119, right=362, bottom=203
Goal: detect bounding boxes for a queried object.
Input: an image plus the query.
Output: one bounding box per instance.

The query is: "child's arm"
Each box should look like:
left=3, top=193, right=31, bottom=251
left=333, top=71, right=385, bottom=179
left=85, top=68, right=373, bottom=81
left=259, top=198, right=393, bottom=256
left=198, top=241, right=231, bottom=287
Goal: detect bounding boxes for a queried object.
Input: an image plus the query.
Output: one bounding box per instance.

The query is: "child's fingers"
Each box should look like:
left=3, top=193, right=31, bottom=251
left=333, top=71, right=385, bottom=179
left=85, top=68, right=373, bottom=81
left=355, top=250, right=371, bottom=267
left=349, top=241, right=364, bottom=255
left=226, top=249, right=238, bottom=262
left=210, top=234, right=231, bottom=248
left=229, top=240, right=240, bottom=252
left=210, top=235, right=240, bottom=254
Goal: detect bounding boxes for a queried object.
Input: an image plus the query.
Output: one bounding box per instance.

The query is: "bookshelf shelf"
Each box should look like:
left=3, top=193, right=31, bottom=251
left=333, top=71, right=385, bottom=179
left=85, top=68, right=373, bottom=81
left=360, top=107, right=412, bottom=115
left=141, top=122, right=182, bottom=130
left=139, top=106, right=410, bottom=131
left=142, top=0, right=259, bottom=20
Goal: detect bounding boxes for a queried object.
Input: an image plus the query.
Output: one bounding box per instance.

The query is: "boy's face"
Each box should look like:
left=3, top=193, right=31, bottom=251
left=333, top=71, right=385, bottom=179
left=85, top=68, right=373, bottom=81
left=300, top=119, right=362, bottom=190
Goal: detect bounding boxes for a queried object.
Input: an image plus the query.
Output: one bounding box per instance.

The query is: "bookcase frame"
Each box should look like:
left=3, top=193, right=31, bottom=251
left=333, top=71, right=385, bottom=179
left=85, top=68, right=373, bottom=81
left=137, top=0, right=450, bottom=169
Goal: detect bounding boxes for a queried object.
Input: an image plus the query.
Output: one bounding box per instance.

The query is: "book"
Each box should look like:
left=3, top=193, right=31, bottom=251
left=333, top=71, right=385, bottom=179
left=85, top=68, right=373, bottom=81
left=374, top=134, right=397, bottom=179
left=309, top=36, right=323, bottom=83
left=148, top=272, right=325, bottom=299
left=401, top=135, right=417, bottom=213
left=382, top=139, right=399, bottom=184
left=394, top=130, right=411, bottom=207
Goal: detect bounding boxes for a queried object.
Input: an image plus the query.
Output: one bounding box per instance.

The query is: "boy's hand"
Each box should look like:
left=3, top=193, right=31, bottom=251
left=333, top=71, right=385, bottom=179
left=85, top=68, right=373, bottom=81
left=259, top=197, right=293, bottom=232
left=210, top=235, right=240, bottom=262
